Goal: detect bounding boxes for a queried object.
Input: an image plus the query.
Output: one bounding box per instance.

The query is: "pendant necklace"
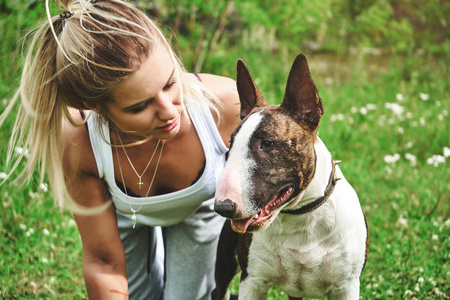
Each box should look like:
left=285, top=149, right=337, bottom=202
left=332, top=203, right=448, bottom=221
left=117, top=133, right=160, bottom=190
left=114, top=131, right=165, bottom=228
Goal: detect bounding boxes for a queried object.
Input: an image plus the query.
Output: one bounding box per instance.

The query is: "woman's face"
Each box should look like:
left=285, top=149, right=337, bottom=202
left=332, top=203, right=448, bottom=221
left=108, top=44, right=183, bottom=141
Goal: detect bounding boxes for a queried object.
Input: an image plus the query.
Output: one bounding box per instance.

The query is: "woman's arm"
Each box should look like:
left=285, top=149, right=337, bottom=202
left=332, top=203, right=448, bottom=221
left=63, top=113, right=129, bottom=299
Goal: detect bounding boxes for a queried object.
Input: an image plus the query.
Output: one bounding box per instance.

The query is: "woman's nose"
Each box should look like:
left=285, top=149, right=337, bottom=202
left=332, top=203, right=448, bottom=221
left=155, top=92, right=178, bottom=120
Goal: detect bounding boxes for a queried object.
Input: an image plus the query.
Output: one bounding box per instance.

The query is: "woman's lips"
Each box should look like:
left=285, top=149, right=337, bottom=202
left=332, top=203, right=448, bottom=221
left=156, top=114, right=180, bottom=132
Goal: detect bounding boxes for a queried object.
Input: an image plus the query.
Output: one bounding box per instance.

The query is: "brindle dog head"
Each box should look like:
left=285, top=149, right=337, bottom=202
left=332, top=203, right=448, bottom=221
left=215, top=54, right=324, bottom=233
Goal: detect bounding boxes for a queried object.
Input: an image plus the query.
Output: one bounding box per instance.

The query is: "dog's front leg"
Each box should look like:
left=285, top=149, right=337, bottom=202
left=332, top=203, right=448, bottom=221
left=238, top=276, right=271, bottom=300
left=328, top=278, right=360, bottom=300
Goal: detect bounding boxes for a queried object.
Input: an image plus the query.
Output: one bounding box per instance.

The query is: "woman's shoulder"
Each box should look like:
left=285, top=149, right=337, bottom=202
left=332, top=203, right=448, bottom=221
left=62, top=109, right=99, bottom=177
left=193, top=73, right=241, bottom=147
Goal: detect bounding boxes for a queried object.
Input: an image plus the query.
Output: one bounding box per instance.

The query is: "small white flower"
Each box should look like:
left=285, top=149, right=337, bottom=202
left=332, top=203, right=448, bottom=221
left=351, top=106, right=358, bottom=114
left=68, top=219, right=77, bottom=227
left=43, top=229, right=50, bottom=236
left=396, top=215, right=408, bottom=228
left=445, top=219, right=450, bottom=227
left=39, top=183, right=48, bottom=193
left=405, top=112, right=413, bottom=119
left=419, top=93, right=430, bottom=101
left=405, top=141, right=413, bottom=149
left=444, top=147, right=450, bottom=158
left=41, top=257, right=49, bottom=264
left=438, top=114, right=444, bottom=121
left=396, top=93, right=404, bottom=101
left=366, top=103, right=377, bottom=110
left=405, top=153, right=417, bottom=166
left=436, top=100, right=441, bottom=106
left=387, top=289, right=394, bottom=297
left=385, top=102, right=405, bottom=116
left=443, top=109, right=448, bottom=116
left=418, top=277, right=424, bottom=284
left=360, top=107, right=368, bottom=115
left=384, top=153, right=401, bottom=164
left=427, top=155, right=445, bottom=167
left=0, top=172, right=7, bottom=180
left=396, top=127, right=404, bottom=134
left=19, top=223, right=27, bottom=230
left=432, top=234, right=438, bottom=241
left=420, top=117, right=426, bottom=126
left=14, top=147, right=30, bottom=159
left=26, top=228, right=35, bottom=237
left=404, top=290, right=413, bottom=296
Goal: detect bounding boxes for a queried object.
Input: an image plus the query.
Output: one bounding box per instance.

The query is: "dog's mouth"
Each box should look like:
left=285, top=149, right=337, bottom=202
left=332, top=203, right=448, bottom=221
left=230, top=185, right=295, bottom=233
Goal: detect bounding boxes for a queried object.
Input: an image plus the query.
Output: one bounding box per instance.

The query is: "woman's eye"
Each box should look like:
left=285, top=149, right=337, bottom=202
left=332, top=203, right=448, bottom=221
left=261, top=140, right=274, bottom=149
left=130, top=101, right=150, bottom=114
left=163, top=78, right=177, bottom=90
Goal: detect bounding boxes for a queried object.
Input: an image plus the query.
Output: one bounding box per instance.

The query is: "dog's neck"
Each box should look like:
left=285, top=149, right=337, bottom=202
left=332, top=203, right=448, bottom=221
left=284, top=137, right=336, bottom=211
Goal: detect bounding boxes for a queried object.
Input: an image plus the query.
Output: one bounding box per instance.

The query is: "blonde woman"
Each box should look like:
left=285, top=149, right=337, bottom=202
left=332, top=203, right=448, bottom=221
left=1, top=0, right=241, bottom=299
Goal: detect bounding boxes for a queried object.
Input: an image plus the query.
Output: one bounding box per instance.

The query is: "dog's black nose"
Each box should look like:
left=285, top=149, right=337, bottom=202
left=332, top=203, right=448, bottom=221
left=214, top=199, right=237, bottom=218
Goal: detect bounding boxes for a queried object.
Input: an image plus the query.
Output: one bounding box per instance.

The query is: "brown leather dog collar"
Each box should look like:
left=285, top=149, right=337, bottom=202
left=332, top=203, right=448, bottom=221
left=282, top=159, right=341, bottom=215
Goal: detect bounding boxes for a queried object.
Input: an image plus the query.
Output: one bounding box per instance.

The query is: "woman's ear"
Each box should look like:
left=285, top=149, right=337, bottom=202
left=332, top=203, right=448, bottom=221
left=83, top=102, right=100, bottom=113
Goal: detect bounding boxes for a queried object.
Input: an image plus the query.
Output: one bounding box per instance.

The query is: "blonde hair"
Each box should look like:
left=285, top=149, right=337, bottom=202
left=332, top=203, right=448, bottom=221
left=0, top=0, right=220, bottom=213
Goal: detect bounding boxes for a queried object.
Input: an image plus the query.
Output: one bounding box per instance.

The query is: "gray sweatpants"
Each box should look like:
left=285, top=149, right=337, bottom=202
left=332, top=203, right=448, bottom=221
left=117, top=198, right=225, bottom=300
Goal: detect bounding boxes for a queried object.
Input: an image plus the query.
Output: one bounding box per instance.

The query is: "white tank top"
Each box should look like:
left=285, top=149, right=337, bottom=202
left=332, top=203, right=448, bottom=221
left=87, top=102, right=228, bottom=226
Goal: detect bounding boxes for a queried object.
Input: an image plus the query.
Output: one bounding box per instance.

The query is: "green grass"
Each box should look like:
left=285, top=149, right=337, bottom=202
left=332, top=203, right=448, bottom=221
left=1, top=2, right=449, bottom=300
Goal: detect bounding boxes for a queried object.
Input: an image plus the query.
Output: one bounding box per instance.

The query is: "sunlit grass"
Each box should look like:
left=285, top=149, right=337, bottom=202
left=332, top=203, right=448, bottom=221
left=0, top=2, right=449, bottom=299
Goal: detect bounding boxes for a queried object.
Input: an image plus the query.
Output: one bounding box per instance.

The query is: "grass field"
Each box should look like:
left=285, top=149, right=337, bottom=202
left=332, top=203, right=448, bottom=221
left=0, top=2, right=449, bottom=300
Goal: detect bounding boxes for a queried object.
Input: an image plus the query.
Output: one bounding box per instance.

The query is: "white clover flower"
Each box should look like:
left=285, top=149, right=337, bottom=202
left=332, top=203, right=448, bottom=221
left=43, top=229, right=50, bottom=236
left=443, top=109, right=448, bottom=116
left=405, top=112, right=413, bottom=119
left=414, top=284, right=420, bottom=292
left=396, top=93, right=404, bottom=101
left=444, top=147, right=450, bottom=158
left=387, top=289, right=394, bottom=297
left=351, top=106, right=358, bottom=114
left=360, top=107, right=368, bottom=115
left=385, top=102, right=405, bottom=116
left=445, top=219, right=450, bottom=227
left=0, top=172, right=7, bottom=180
left=330, top=113, right=345, bottom=122
left=396, top=215, right=408, bottom=228
left=14, top=147, right=30, bottom=159
left=404, top=290, right=413, bottom=296
left=420, top=117, right=426, bottom=126
left=41, top=257, right=49, bottom=264
left=366, top=103, right=377, bottom=110
left=26, top=228, right=35, bottom=237
left=396, top=127, right=404, bottom=134
left=384, top=153, right=401, bottom=164
left=436, top=100, right=441, bottom=107
left=419, top=93, right=430, bottom=101
left=438, top=114, right=444, bottom=121
left=405, top=141, right=413, bottom=149
left=19, top=223, right=27, bottom=230
left=405, top=153, right=417, bottom=166
left=432, top=234, right=438, bottom=241
left=418, top=277, right=424, bottom=284
left=39, top=183, right=48, bottom=193
left=427, top=155, right=445, bottom=167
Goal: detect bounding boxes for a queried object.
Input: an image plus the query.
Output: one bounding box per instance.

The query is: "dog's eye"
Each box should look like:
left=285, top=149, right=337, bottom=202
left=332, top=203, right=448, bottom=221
left=261, top=140, right=275, bottom=149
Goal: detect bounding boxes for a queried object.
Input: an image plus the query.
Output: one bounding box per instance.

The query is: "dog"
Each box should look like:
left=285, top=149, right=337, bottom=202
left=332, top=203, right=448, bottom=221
left=212, top=54, right=368, bottom=300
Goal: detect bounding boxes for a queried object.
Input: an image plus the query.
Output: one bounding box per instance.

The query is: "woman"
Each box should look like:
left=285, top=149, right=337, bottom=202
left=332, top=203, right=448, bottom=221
left=1, top=0, right=241, bottom=299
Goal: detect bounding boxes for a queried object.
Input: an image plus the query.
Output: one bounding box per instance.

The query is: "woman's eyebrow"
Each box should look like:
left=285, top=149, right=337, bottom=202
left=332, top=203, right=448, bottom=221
left=122, top=67, right=176, bottom=112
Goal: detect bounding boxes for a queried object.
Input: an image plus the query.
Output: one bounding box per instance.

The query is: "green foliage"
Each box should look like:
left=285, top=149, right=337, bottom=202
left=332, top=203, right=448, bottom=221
left=0, top=0, right=449, bottom=299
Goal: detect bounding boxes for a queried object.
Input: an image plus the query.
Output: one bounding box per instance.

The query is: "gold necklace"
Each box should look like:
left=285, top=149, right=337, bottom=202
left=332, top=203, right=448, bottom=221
left=113, top=133, right=165, bottom=228
left=117, top=133, right=160, bottom=190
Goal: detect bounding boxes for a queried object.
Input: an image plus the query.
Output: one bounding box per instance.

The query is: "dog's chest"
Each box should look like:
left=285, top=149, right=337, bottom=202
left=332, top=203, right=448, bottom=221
left=245, top=215, right=349, bottom=297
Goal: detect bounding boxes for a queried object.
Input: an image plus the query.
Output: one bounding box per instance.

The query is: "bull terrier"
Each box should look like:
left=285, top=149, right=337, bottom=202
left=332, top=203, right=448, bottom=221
left=212, top=54, right=368, bottom=300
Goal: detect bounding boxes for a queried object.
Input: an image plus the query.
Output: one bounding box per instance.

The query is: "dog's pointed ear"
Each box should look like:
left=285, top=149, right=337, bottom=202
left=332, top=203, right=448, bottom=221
left=236, top=59, right=268, bottom=120
left=280, top=54, right=324, bottom=129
